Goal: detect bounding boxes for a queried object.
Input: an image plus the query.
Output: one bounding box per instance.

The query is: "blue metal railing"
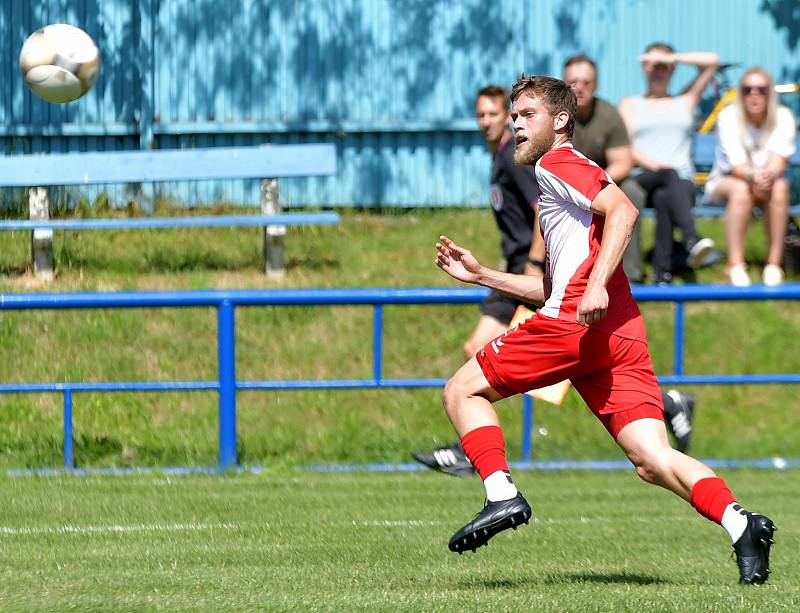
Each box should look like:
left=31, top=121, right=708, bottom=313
left=1, top=284, right=798, bottom=470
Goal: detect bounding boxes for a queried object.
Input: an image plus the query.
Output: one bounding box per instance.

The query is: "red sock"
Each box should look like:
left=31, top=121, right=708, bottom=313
left=460, top=425, right=509, bottom=480
left=690, top=477, right=736, bottom=523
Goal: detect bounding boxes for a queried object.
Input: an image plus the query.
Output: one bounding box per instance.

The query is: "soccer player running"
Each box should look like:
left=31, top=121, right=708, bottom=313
left=434, top=75, right=775, bottom=585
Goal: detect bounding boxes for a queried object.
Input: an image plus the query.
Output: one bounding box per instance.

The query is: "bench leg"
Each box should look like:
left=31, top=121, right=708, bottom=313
left=261, top=178, right=286, bottom=276
left=29, top=187, right=54, bottom=281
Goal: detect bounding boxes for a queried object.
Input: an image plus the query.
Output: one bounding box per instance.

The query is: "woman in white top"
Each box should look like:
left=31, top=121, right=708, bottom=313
left=705, top=67, right=796, bottom=286
left=618, top=43, right=719, bottom=285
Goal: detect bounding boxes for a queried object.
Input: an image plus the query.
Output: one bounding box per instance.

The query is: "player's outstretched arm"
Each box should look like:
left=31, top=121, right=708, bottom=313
left=436, top=235, right=545, bottom=304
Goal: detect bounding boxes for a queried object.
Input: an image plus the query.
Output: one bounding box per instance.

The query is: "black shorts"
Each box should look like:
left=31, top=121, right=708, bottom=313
left=478, top=291, right=520, bottom=326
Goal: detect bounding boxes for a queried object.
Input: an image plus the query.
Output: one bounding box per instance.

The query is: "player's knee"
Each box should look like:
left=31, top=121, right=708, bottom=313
left=442, top=375, right=467, bottom=415
left=630, top=450, right=670, bottom=484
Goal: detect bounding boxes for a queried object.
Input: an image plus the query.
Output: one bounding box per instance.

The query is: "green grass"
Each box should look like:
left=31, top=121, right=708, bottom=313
left=0, top=208, right=797, bottom=467
left=0, top=469, right=797, bottom=611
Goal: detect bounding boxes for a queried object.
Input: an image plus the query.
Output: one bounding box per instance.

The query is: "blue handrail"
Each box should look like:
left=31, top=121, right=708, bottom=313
left=1, top=284, right=798, bottom=470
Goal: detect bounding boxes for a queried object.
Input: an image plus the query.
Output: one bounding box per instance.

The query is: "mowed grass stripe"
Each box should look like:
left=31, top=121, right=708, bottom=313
left=0, top=470, right=797, bottom=611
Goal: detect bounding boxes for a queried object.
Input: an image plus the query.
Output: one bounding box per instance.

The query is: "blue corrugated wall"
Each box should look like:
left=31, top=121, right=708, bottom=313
left=2, top=0, right=800, bottom=207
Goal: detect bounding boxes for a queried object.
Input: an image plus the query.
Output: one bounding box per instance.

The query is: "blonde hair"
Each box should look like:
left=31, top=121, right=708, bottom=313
left=733, top=67, right=778, bottom=147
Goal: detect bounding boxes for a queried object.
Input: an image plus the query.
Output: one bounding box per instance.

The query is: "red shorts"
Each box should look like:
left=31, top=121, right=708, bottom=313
left=476, top=313, right=664, bottom=438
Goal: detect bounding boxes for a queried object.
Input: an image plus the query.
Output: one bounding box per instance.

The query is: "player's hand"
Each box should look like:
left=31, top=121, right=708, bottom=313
left=435, top=235, right=482, bottom=284
left=577, top=285, right=609, bottom=326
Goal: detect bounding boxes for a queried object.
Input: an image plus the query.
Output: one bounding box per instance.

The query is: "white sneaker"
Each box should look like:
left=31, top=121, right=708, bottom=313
left=762, top=264, right=784, bottom=286
left=687, top=238, right=716, bottom=268
left=728, top=264, right=751, bottom=287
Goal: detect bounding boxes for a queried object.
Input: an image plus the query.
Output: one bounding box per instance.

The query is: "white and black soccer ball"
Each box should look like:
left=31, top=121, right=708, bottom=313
left=19, top=24, right=100, bottom=104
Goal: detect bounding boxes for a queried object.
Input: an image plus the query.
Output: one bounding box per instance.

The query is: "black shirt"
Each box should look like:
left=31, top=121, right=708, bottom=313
left=489, top=135, right=538, bottom=273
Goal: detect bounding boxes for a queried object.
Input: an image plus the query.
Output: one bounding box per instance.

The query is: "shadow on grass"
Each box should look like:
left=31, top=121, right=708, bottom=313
left=285, top=255, right=340, bottom=272
left=547, top=571, right=669, bottom=586
left=460, top=571, right=668, bottom=590
left=0, top=263, right=30, bottom=276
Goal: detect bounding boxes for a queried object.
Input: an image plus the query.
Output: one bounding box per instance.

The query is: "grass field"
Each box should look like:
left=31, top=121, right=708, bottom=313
left=0, top=206, right=796, bottom=610
left=0, top=208, right=797, bottom=468
left=0, top=469, right=797, bottom=611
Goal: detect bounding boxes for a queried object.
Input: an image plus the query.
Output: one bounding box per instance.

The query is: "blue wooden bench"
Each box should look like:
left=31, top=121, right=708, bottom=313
left=0, top=144, right=338, bottom=278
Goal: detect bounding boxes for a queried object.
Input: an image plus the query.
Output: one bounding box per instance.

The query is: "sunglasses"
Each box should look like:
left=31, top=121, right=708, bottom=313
left=741, top=86, right=769, bottom=96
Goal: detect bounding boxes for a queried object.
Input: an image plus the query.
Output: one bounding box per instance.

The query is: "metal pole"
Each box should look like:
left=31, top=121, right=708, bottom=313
left=673, top=301, right=685, bottom=376
left=373, top=304, right=383, bottom=384
left=63, top=389, right=74, bottom=470
left=217, top=301, right=237, bottom=468
left=521, top=394, right=534, bottom=460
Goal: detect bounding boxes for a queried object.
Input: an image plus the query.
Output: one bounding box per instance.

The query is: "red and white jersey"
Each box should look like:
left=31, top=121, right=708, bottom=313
left=534, top=144, right=644, bottom=340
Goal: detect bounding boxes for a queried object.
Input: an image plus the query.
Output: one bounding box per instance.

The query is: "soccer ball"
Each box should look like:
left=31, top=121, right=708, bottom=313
left=19, top=24, right=100, bottom=104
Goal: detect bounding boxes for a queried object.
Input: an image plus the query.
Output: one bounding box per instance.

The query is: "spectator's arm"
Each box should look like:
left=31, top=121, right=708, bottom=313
left=764, top=153, right=788, bottom=177
left=604, top=145, right=634, bottom=183
left=764, top=107, right=797, bottom=176
left=676, top=51, right=720, bottom=106
left=729, top=163, right=753, bottom=181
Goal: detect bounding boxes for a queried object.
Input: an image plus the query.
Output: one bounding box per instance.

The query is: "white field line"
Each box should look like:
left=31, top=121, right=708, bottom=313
left=350, top=515, right=700, bottom=528
left=0, top=515, right=700, bottom=537
left=0, top=522, right=238, bottom=536
left=353, top=520, right=447, bottom=527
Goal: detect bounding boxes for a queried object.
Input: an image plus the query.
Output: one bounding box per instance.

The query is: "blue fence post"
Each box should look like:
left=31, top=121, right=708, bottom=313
left=217, top=300, right=237, bottom=468
left=63, top=389, right=74, bottom=470
left=674, top=301, right=685, bottom=376
left=373, top=304, right=383, bottom=384
left=521, top=394, right=534, bottom=461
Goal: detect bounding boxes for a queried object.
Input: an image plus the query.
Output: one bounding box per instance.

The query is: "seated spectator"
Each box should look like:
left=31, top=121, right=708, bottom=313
left=618, top=43, right=718, bottom=285
left=704, top=67, right=797, bottom=286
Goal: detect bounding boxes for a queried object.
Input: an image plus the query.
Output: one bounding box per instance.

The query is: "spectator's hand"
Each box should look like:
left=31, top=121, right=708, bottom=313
left=753, top=168, right=775, bottom=192
left=577, top=283, right=609, bottom=326
left=751, top=182, right=772, bottom=202
left=640, top=49, right=675, bottom=66
left=645, top=161, right=668, bottom=172
left=435, top=235, right=481, bottom=284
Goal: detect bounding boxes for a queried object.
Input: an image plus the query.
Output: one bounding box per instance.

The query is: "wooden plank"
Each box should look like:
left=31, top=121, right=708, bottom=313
left=0, top=213, right=340, bottom=231
left=0, top=144, right=337, bottom=187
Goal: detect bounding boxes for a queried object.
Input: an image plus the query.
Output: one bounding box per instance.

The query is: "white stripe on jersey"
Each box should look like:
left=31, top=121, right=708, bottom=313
left=534, top=146, right=611, bottom=320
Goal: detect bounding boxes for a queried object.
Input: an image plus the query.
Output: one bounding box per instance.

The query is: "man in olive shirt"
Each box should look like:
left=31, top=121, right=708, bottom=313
left=564, top=54, right=647, bottom=284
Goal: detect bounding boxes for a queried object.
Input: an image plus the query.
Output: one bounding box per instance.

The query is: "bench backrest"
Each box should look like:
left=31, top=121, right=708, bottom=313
left=0, top=144, right=336, bottom=187
left=693, top=133, right=800, bottom=167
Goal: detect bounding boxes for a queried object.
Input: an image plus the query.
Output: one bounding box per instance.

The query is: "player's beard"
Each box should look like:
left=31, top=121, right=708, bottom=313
left=514, top=125, right=556, bottom=166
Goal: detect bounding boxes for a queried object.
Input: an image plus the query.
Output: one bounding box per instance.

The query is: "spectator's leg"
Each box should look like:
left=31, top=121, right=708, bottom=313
left=713, top=176, right=754, bottom=268
left=633, top=170, right=674, bottom=278
left=666, top=174, right=702, bottom=246
left=620, top=177, right=646, bottom=283
left=762, top=177, right=790, bottom=267
left=649, top=184, right=676, bottom=276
